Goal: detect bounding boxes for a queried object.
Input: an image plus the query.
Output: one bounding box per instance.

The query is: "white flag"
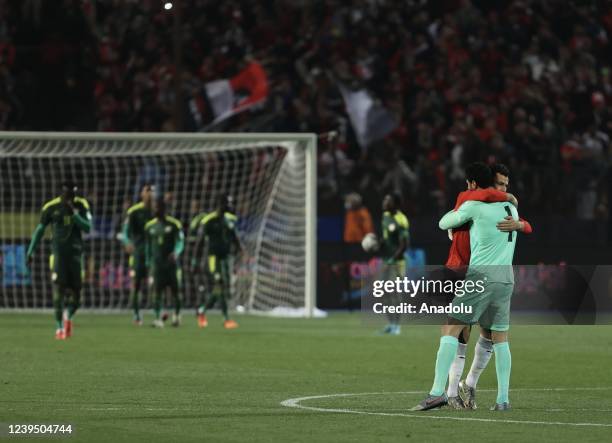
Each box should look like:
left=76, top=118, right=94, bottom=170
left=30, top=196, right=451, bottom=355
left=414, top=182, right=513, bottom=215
left=339, top=84, right=398, bottom=148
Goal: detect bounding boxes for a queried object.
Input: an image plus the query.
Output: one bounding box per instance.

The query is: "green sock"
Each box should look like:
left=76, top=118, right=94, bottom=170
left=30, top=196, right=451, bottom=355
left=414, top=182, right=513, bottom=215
left=174, top=292, right=182, bottom=316
left=53, top=287, right=63, bottom=329
left=220, top=294, right=229, bottom=321
left=131, top=290, right=141, bottom=319
left=197, top=283, right=207, bottom=314
left=429, top=336, right=459, bottom=396
left=153, top=292, right=162, bottom=320
left=67, top=292, right=79, bottom=320
left=204, top=295, right=218, bottom=313
left=494, top=342, right=511, bottom=404
left=54, top=309, right=63, bottom=329
left=66, top=288, right=80, bottom=320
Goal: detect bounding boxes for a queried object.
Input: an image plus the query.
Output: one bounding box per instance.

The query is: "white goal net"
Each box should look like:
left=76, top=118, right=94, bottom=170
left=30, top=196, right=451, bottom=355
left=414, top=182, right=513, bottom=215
left=0, top=132, right=316, bottom=316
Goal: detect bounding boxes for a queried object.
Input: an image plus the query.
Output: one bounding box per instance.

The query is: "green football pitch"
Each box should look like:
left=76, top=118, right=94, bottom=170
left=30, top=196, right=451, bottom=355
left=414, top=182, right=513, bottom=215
left=1, top=313, right=611, bottom=442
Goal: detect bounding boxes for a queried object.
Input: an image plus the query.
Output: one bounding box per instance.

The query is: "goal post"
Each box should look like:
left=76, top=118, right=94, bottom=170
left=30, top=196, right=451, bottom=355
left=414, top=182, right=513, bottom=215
left=0, top=132, right=317, bottom=317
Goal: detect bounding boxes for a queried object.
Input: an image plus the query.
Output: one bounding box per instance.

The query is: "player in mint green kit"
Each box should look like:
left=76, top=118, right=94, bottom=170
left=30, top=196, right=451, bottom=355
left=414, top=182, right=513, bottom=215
left=145, top=197, right=184, bottom=328
left=26, top=182, right=92, bottom=340
left=121, top=183, right=154, bottom=325
left=412, top=163, right=517, bottom=412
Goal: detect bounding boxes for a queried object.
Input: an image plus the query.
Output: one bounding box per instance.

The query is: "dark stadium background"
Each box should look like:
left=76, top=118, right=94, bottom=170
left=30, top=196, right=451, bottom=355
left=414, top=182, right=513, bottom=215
left=1, top=0, right=612, bottom=309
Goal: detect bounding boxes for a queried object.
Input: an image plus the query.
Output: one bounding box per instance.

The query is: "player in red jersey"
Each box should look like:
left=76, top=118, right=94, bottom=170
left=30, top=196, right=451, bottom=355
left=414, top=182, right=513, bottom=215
left=445, top=163, right=533, bottom=409
left=445, top=164, right=532, bottom=270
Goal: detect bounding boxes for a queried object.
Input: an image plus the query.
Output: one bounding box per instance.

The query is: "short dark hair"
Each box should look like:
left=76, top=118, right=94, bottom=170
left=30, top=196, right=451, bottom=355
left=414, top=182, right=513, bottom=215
left=390, top=192, right=401, bottom=207
left=61, top=181, right=77, bottom=191
left=491, top=163, right=510, bottom=178
left=384, top=192, right=401, bottom=208
left=465, top=162, right=493, bottom=188
left=155, top=195, right=166, bottom=212
left=218, top=194, right=233, bottom=207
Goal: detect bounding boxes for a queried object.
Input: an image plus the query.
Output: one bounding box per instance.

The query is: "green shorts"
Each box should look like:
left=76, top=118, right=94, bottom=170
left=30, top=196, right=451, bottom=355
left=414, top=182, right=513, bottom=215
left=207, top=255, right=230, bottom=287
left=381, top=260, right=405, bottom=281
left=152, top=263, right=181, bottom=292
left=50, top=253, right=82, bottom=291
left=380, top=260, right=405, bottom=301
left=450, top=280, right=514, bottom=331
left=129, top=249, right=148, bottom=281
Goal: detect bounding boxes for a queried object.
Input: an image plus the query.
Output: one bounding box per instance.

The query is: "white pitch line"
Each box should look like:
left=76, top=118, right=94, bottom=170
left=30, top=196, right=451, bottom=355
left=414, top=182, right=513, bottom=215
left=51, top=407, right=199, bottom=412
left=544, top=408, right=612, bottom=412
left=280, top=388, right=612, bottom=428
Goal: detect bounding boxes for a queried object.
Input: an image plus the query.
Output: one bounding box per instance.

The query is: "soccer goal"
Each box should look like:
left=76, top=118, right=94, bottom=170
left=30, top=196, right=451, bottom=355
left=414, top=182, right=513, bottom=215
left=0, top=132, right=317, bottom=317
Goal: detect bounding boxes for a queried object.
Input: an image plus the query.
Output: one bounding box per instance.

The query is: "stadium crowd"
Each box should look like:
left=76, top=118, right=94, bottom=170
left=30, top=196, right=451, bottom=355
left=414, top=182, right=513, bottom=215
left=2, top=0, right=612, bottom=219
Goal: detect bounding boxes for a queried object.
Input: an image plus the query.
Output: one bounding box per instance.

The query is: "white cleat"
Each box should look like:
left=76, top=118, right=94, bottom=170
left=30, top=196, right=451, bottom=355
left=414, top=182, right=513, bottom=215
left=152, top=319, right=165, bottom=328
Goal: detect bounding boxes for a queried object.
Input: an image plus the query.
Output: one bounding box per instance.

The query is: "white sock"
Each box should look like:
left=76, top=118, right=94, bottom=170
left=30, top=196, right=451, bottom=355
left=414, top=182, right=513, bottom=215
left=447, top=342, right=467, bottom=397
left=466, top=336, right=494, bottom=388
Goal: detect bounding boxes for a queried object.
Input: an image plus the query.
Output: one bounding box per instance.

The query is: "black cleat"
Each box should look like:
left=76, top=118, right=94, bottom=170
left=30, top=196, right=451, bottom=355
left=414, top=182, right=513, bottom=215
left=410, top=393, right=448, bottom=411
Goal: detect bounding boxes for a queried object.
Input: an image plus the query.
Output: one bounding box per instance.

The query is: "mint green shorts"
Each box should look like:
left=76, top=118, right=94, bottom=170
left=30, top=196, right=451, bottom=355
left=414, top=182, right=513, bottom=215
left=450, top=281, right=514, bottom=331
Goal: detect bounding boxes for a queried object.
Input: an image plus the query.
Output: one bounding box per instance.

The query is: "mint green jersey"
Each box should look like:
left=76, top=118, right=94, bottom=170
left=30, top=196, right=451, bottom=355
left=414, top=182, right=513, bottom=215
left=439, top=201, right=518, bottom=283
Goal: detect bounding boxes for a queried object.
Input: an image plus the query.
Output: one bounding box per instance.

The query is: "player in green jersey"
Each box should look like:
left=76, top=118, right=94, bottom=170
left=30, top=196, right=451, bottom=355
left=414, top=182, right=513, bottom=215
left=121, top=183, right=154, bottom=325
left=26, top=182, right=92, bottom=340
left=195, top=195, right=242, bottom=329
left=412, top=163, right=518, bottom=411
left=187, top=209, right=208, bottom=308
left=188, top=211, right=208, bottom=238
left=145, top=197, right=185, bottom=328
left=379, top=193, right=409, bottom=335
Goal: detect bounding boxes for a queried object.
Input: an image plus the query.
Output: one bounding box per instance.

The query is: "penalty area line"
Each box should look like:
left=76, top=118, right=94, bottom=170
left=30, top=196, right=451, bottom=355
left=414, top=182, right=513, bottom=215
left=280, top=388, right=612, bottom=428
